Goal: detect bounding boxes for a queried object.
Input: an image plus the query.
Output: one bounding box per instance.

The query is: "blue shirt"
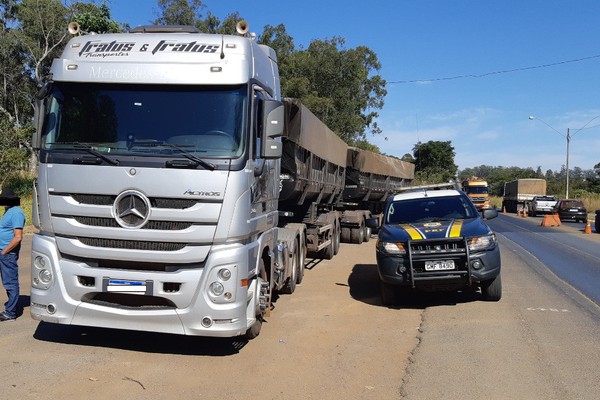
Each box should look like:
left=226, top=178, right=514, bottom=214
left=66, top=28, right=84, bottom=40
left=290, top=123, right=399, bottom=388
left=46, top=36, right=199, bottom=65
left=0, top=206, right=26, bottom=249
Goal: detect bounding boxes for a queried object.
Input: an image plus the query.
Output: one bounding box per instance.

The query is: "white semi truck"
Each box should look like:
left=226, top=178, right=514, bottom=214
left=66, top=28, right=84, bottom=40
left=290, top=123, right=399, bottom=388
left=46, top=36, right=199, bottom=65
left=30, top=23, right=413, bottom=339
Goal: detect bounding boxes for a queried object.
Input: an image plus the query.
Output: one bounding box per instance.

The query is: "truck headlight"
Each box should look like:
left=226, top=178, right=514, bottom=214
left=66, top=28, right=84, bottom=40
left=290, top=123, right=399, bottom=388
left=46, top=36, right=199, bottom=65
left=468, top=234, right=497, bottom=252
left=377, top=240, right=406, bottom=255
left=32, top=254, right=53, bottom=289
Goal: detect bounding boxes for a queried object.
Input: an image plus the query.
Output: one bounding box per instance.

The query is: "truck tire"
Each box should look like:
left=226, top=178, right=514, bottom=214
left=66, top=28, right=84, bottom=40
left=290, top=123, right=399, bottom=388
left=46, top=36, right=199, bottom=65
left=246, top=258, right=268, bottom=340
left=296, top=235, right=305, bottom=284
left=481, top=274, right=502, bottom=301
left=380, top=281, right=399, bottom=306
left=280, top=241, right=298, bottom=294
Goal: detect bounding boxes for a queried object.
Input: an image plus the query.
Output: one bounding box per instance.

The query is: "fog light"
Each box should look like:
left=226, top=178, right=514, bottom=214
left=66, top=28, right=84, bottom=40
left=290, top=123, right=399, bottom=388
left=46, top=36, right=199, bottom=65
left=218, top=268, right=232, bottom=281
left=46, top=304, right=56, bottom=314
left=472, top=260, right=482, bottom=270
left=39, top=269, right=52, bottom=284
left=399, top=266, right=407, bottom=273
left=34, top=256, right=46, bottom=268
left=201, top=317, right=213, bottom=328
left=224, top=292, right=232, bottom=300
left=209, top=282, right=224, bottom=296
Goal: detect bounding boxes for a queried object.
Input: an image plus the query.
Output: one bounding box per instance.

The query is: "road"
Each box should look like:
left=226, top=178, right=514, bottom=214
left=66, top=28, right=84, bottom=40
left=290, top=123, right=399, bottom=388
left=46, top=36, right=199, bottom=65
left=0, top=224, right=599, bottom=399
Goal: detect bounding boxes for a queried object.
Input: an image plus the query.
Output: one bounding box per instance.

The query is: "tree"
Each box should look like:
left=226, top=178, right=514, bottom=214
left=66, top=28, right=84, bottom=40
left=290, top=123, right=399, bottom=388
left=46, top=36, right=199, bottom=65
left=412, top=141, right=457, bottom=183
left=279, top=37, right=386, bottom=146
left=154, top=0, right=204, bottom=26
left=71, top=1, right=123, bottom=33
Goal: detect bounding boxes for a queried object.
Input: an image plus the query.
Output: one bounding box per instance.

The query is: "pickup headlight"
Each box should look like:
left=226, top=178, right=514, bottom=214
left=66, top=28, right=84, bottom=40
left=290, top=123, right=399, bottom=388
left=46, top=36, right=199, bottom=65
left=376, top=240, right=406, bottom=255
left=468, top=234, right=497, bottom=252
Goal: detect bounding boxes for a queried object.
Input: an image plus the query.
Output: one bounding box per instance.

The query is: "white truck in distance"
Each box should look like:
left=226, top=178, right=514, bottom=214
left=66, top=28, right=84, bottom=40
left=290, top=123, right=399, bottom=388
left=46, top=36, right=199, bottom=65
left=30, top=23, right=413, bottom=340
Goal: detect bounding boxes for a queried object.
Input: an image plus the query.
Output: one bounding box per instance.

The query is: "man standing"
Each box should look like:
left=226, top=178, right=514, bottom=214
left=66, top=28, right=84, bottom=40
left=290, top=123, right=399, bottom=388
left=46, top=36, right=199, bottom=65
left=0, top=188, right=26, bottom=322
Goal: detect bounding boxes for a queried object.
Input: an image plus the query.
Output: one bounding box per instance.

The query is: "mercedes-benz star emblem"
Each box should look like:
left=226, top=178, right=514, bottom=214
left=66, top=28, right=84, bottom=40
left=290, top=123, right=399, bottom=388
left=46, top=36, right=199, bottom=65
left=113, top=190, right=151, bottom=229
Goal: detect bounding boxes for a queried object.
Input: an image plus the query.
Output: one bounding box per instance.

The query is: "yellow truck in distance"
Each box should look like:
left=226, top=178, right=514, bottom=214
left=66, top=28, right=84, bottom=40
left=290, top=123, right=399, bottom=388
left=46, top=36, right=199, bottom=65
left=461, top=177, right=490, bottom=210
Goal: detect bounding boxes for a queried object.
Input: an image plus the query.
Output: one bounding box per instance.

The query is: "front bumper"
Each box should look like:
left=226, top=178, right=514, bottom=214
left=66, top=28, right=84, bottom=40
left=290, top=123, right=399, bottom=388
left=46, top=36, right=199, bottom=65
left=376, top=244, right=501, bottom=288
left=30, top=233, right=259, bottom=337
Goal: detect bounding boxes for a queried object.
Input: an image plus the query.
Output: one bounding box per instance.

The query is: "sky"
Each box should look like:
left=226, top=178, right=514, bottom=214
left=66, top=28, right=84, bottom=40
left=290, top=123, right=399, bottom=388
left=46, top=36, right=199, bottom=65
left=106, top=0, right=600, bottom=173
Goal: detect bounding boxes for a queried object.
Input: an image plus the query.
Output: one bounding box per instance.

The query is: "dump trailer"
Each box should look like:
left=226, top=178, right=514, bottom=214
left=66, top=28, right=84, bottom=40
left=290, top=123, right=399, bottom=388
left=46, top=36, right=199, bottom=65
left=344, top=148, right=414, bottom=213
left=29, top=23, right=412, bottom=340
left=502, top=179, right=547, bottom=213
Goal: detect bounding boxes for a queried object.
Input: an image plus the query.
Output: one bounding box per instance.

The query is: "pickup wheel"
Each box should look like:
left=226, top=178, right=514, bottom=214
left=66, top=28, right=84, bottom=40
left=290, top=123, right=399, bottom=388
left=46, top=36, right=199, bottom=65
left=481, top=274, right=502, bottom=301
left=380, top=281, right=399, bottom=306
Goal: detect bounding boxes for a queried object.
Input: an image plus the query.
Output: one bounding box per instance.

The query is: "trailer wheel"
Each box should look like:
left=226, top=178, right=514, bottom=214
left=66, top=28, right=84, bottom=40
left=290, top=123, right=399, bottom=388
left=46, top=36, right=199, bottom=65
left=363, top=225, right=371, bottom=242
left=333, top=220, right=341, bottom=255
left=321, top=236, right=334, bottom=260
left=350, top=223, right=364, bottom=244
left=341, top=227, right=351, bottom=243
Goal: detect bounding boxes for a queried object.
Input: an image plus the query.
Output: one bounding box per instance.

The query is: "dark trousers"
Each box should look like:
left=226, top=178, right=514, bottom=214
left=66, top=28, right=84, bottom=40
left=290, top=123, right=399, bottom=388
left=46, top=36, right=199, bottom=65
left=0, top=252, right=19, bottom=318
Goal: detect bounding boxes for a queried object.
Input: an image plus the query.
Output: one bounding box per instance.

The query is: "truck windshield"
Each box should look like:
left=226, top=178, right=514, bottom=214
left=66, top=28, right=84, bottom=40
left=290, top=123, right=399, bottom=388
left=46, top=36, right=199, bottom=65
left=386, top=196, right=478, bottom=224
left=465, top=187, right=488, bottom=194
left=41, top=82, right=247, bottom=158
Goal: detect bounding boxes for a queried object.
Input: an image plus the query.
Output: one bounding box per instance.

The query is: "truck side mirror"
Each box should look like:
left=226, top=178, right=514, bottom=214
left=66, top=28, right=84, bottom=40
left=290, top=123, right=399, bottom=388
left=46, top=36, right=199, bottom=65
left=260, top=99, right=283, bottom=159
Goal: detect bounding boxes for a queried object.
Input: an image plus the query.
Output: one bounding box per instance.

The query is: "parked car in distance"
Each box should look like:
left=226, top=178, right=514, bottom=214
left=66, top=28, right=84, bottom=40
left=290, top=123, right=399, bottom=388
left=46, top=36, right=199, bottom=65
left=366, top=182, right=501, bottom=305
left=554, top=199, right=588, bottom=223
left=527, top=195, right=557, bottom=217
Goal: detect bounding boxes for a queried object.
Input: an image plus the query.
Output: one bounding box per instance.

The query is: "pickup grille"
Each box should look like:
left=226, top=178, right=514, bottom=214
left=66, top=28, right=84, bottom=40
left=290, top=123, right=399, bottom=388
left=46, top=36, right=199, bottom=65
left=407, top=238, right=471, bottom=285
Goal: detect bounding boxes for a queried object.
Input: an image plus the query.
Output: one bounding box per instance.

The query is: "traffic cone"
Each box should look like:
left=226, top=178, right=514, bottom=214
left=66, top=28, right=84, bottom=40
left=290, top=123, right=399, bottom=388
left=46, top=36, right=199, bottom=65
left=502, top=205, right=506, bottom=214
left=584, top=220, right=592, bottom=234
left=522, top=208, right=528, bottom=218
left=517, top=209, right=522, bottom=217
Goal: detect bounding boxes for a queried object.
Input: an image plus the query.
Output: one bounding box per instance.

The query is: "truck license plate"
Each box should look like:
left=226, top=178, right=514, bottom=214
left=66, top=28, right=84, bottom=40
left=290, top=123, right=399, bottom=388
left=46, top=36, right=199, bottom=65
left=107, top=279, right=146, bottom=293
left=425, top=260, right=455, bottom=271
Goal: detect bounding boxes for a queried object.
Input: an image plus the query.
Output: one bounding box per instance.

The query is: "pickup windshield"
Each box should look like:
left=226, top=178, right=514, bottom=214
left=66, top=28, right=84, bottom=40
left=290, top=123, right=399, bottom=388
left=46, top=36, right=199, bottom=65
left=41, top=82, right=247, bottom=158
left=386, top=195, right=478, bottom=224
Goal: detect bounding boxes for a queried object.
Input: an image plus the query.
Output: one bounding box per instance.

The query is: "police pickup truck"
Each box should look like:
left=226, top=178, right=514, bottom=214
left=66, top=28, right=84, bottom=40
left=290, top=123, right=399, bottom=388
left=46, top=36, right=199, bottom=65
left=366, top=183, right=501, bottom=305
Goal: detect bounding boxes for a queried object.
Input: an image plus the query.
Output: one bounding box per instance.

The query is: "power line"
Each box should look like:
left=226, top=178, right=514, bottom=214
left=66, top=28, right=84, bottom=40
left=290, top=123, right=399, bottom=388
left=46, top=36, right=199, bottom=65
left=388, top=54, right=600, bottom=84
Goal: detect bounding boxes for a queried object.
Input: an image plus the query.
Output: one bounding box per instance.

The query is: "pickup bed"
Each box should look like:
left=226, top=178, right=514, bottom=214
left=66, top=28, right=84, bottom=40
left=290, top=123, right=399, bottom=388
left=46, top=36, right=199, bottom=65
left=527, top=195, right=557, bottom=216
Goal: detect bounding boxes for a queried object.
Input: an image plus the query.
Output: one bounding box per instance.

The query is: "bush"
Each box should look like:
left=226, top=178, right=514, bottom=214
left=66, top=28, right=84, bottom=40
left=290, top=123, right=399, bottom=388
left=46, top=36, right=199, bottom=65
left=3, top=171, right=35, bottom=197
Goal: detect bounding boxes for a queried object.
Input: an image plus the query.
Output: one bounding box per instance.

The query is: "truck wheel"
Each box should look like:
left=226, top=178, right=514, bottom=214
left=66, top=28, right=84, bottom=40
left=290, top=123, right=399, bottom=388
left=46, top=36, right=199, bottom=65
left=246, top=259, right=269, bottom=340
left=481, top=274, right=502, bottom=301
left=321, top=238, right=334, bottom=260
left=380, top=281, right=399, bottom=306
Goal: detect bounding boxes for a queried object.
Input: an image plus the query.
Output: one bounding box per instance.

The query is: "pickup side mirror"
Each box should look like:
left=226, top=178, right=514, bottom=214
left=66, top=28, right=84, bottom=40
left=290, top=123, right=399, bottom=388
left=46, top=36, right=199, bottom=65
left=366, top=217, right=380, bottom=229
left=260, top=99, right=283, bottom=159
left=482, top=208, right=499, bottom=220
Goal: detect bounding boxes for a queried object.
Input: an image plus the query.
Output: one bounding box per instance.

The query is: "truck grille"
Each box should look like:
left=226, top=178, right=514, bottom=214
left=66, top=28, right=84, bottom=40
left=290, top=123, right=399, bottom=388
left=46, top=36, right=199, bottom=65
left=71, top=194, right=200, bottom=209
left=78, top=237, right=186, bottom=251
left=74, top=216, right=192, bottom=230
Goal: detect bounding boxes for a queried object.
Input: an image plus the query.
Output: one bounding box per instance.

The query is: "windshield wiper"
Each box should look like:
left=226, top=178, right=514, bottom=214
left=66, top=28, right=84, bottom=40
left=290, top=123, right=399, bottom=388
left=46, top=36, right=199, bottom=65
left=48, top=142, right=120, bottom=166
left=130, top=140, right=216, bottom=171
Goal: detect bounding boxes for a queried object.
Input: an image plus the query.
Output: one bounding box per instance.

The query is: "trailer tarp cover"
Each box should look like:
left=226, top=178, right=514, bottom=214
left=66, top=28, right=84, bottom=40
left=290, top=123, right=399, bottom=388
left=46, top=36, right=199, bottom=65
left=283, top=98, right=348, bottom=168
left=347, top=147, right=414, bottom=179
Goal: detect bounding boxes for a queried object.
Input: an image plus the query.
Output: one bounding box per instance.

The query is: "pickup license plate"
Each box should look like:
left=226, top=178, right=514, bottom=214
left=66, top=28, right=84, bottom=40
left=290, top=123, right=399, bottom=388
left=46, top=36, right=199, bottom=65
left=425, top=260, right=455, bottom=271
left=107, top=279, right=146, bottom=293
